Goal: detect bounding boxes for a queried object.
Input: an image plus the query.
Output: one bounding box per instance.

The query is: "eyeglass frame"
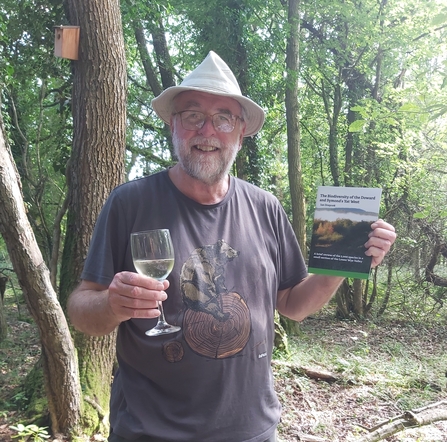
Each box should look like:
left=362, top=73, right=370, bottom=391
left=172, top=110, right=244, bottom=133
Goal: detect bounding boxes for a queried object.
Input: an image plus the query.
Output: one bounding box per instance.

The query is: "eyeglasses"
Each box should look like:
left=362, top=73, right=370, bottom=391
left=174, top=110, right=243, bottom=133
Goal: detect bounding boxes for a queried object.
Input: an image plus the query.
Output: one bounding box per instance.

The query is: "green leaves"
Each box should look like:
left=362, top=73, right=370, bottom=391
left=348, top=119, right=366, bottom=133
left=413, top=210, right=429, bottom=219
left=10, top=424, right=50, bottom=442
left=414, top=207, right=447, bottom=219
left=398, top=103, right=421, bottom=113
left=431, top=11, right=447, bottom=26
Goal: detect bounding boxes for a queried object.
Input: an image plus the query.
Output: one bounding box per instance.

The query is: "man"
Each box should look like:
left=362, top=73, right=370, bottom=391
left=68, top=51, right=396, bottom=442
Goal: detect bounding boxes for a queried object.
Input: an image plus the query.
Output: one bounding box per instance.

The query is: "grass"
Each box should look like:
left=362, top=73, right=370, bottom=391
left=1, top=282, right=447, bottom=441
left=274, top=310, right=447, bottom=441
left=0, top=281, right=43, bottom=441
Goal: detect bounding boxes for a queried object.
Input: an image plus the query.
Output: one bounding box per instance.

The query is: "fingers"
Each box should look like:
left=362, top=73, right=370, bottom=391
left=108, top=271, right=169, bottom=319
left=370, top=219, right=396, bottom=235
left=364, top=219, right=397, bottom=268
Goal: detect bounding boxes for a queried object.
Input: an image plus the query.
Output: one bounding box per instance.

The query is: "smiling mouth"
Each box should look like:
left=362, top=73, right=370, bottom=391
left=194, top=145, right=218, bottom=152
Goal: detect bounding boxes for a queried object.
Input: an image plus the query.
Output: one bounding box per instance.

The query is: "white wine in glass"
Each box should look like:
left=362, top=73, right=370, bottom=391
left=131, top=229, right=181, bottom=336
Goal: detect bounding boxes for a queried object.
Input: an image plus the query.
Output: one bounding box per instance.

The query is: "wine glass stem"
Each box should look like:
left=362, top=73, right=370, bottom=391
left=157, top=301, right=167, bottom=323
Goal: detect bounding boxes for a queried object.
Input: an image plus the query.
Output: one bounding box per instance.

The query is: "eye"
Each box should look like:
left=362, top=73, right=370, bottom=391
left=214, top=113, right=235, bottom=132
left=182, top=111, right=204, bottom=123
left=216, top=113, right=232, bottom=124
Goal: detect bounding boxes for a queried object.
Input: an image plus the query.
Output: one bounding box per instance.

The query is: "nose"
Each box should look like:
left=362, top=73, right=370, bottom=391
left=197, top=116, right=216, bottom=136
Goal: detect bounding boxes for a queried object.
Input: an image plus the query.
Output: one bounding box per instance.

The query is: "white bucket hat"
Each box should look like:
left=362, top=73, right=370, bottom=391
left=151, top=51, right=265, bottom=137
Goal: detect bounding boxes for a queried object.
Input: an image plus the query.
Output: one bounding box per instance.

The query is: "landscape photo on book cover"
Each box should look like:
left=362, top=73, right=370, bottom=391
left=308, top=205, right=379, bottom=277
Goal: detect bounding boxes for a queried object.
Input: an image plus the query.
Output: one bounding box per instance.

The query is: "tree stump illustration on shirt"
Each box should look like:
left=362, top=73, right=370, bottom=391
left=180, top=239, right=251, bottom=359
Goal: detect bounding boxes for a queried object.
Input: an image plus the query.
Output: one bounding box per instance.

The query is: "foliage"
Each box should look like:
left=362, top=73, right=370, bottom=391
left=1, top=0, right=447, bottom=437
left=9, top=424, right=50, bottom=442
left=0, top=0, right=70, bottom=268
left=275, top=312, right=447, bottom=440
left=3, top=0, right=446, bottom=294
left=2, top=283, right=447, bottom=441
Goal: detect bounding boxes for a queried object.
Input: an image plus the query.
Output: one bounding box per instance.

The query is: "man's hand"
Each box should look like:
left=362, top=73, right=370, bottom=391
left=365, top=219, right=396, bottom=268
left=67, top=272, right=169, bottom=336
left=277, top=219, right=396, bottom=322
left=108, top=271, right=168, bottom=321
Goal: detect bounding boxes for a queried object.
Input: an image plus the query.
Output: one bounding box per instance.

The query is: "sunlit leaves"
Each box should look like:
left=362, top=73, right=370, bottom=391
left=348, top=119, right=366, bottom=133
left=2, top=0, right=447, bottom=289
left=1, top=0, right=69, bottom=263
left=431, top=10, right=447, bottom=27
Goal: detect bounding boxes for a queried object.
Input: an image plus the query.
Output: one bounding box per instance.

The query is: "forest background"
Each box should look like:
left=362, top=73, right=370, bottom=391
left=0, top=0, right=447, bottom=441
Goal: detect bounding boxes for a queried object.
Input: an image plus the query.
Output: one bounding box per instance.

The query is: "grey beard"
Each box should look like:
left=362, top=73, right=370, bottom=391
left=172, top=133, right=239, bottom=186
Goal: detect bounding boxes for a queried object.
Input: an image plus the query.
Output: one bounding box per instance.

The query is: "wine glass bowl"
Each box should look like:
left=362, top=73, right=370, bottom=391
left=131, top=229, right=181, bottom=336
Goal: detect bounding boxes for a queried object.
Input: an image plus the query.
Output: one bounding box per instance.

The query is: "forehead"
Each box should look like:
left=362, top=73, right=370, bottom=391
left=173, top=91, right=242, bottom=115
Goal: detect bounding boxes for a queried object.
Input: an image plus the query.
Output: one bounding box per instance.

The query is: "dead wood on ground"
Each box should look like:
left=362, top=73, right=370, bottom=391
left=272, top=360, right=338, bottom=383
left=356, top=400, right=447, bottom=441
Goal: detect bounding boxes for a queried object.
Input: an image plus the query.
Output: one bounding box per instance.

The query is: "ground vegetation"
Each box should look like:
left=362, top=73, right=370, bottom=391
left=1, top=281, right=446, bottom=442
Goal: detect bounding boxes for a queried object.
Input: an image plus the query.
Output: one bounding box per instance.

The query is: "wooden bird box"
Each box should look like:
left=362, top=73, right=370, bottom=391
left=54, top=26, right=80, bottom=60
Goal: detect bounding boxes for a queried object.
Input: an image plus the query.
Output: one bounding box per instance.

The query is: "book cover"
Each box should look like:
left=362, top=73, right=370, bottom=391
left=308, top=186, right=382, bottom=279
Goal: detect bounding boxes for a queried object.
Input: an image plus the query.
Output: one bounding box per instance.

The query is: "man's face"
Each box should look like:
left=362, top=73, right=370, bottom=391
left=170, top=91, right=246, bottom=186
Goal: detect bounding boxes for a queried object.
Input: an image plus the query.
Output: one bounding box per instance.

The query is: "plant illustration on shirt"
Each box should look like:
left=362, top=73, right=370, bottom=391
left=179, top=239, right=251, bottom=359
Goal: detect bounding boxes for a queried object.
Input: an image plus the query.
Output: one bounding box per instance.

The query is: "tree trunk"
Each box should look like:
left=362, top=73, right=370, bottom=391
left=285, top=0, right=306, bottom=258
left=0, top=276, right=8, bottom=341
left=323, top=78, right=342, bottom=187
left=378, top=263, right=393, bottom=317
left=364, top=268, right=377, bottom=316
left=336, top=279, right=352, bottom=319
left=0, top=109, right=82, bottom=435
left=282, top=0, right=306, bottom=336
left=49, top=195, right=69, bottom=290
left=352, top=278, right=363, bottom=317
left=61, top=0, right=127, bottom=436
left=344, top=107, right=355, bottom=187
left=133, top=25, right=163, bottom=97
left=133, top=18, right=174, bottom=158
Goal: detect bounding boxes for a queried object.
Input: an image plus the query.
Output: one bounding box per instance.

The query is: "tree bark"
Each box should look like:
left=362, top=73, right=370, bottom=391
left=133, top=25, right=163, bottom=97
left=322, top=77, right=342, bottom=187
left=133, top=18, right=173, bottom=158
left=352, top=278, right=363, bottom=317
left=336, top=279, right=352, bottom=319
left=0, top=276, right=8, bottom=341
left=49, top=195, right=68, bottom=290
left=282, top=0, right=306, bottom=336
left=149, top=12, right=176, bottom=91
left=0, top=109, right=82, bottom=435
left=285, top=0, right=307, bottom=257
left=61, top=0, right=127, bottom=436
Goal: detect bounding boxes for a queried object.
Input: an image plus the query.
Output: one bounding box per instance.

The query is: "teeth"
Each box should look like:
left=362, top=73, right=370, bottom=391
left=195, top=145, right=217, bottom=152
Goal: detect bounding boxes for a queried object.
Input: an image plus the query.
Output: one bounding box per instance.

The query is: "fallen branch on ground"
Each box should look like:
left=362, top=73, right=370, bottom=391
left=271, top=360, right=338, bottom=383
left=356, top=400, right=447, bottom=441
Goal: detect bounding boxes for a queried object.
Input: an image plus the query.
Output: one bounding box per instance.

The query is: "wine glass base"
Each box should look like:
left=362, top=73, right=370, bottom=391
left=145, top=321, right=181, bottom=337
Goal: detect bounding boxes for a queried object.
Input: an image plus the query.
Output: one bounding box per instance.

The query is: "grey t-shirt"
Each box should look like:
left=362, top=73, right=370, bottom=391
left=82, top=170, right=308, bottom=442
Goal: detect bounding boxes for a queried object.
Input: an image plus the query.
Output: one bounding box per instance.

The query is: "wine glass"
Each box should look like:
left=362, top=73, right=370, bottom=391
left=131, top=229, right=181, bottom=336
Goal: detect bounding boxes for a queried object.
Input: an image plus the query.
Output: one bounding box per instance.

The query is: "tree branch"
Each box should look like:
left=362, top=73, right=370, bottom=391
left=272, top=360, right=338, bottom=383
left=356, top=401, right=447, bottom=441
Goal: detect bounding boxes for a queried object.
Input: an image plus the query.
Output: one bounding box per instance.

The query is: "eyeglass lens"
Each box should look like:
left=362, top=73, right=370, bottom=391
left=179, top=111, right=237, bottom=133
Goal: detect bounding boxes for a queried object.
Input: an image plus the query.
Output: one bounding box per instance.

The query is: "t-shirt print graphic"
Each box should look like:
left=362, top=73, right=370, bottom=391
left=180, top=239, right=251, bottom=359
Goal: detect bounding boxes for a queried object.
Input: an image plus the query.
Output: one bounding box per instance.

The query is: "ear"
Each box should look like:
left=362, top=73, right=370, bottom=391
left=237, top=138, right=243, bottom=151
left=237, top=121, right=246, bottom=151
left=169, top=115, right=178, bottom=136
left=238, top=132, right=244, bottom=151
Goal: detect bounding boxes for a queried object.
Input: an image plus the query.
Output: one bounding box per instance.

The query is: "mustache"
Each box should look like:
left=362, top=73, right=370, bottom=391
left=188, top=137, right=222, bottom=148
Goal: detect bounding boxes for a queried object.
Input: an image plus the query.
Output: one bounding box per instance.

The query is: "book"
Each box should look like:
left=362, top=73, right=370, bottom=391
left=307, top=186, right=382, bottom=279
